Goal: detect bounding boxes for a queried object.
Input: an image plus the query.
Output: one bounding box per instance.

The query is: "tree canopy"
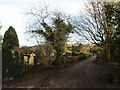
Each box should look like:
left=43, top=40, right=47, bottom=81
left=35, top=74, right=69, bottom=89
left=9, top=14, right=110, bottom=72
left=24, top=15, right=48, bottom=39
left=0, top=24, right=2, bottom=50
left=75, top=1, right=120, bottom=62
left=31, top=13, right=74, bottom=61
left=2, top=26, right=19, bottom=50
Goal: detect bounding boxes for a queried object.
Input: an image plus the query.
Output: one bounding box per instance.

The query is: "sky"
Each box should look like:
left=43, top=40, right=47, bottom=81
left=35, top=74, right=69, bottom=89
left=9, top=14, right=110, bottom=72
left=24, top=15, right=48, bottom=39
left=0, top=0, right=87, bottom=46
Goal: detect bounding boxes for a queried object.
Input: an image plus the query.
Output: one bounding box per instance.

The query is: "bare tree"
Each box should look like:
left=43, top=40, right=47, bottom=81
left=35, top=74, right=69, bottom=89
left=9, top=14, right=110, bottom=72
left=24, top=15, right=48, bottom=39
left=75, top=1, right=119, bottom=62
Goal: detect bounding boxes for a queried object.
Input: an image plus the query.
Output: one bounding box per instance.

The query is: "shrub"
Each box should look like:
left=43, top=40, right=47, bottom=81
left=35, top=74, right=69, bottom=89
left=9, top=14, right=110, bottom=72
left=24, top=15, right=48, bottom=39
left=70, top=59, right=75, bottom=63
left=2, top=50, right=24, bottom=78
left=115, top=58, right=120, bottom=63
left=72, top=52, right=78, bottom=56
left=62, top=60, right=67, bottom=64
left=77, top=53, right=88, bottom=61
left=51, top=61, right=60, bottom=66
left=64, top=52, right=72, bottom=56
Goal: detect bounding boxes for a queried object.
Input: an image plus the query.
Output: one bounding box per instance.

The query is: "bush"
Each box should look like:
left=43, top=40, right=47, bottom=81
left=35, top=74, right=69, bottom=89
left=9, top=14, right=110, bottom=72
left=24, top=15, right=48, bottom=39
left=51, top=59, right=69, bottom=66
left=115, top=58, right=120, bottom=63
left=64, top=52, right=72, bottom=56
left=72, top=52, right=78, bottom=56
left=78, top=55, right=86, bottom=61
left=77, top=53, right=92, bottom=61
left=86, top=53, right=92, bottom=57
left=61, top=60, right=67, bottom=64
left=2, top=50, right=24, bottom=78
left=70, top=59, right=75, bottom=64
left=51, top=61, right=61, bottom=66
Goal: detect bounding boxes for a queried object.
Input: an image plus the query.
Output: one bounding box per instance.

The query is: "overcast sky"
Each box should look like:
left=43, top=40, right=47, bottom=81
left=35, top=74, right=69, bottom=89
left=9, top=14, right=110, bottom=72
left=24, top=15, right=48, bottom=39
left=0, top=0, right=87, bottom=46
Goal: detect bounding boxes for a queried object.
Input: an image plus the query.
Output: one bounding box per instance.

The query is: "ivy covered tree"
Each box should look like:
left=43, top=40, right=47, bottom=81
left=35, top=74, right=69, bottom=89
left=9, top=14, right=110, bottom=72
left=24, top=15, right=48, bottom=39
left=2, top=26, right=19, bottom=50
left=32, top=13, right=74, bottom=61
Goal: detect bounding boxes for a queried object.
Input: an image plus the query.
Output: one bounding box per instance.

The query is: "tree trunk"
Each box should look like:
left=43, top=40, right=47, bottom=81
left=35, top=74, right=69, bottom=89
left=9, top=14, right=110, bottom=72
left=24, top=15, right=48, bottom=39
left=53, top=46, right=62, bottom=61
left=103, top=42, right=111, bottom=62
left=106, top=46, right=111, bottom=62
left=55, top=50, right=62, bottom=61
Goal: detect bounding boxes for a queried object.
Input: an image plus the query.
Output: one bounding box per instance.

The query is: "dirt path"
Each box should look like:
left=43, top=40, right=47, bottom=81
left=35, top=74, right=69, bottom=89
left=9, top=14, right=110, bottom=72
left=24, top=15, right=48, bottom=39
left=3, top=56, right=120, bottom=88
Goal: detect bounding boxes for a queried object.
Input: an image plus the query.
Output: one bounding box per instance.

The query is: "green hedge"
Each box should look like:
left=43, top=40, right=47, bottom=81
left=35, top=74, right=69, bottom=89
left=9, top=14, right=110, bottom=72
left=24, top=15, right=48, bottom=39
left=2, top=50, right=24, bottom=79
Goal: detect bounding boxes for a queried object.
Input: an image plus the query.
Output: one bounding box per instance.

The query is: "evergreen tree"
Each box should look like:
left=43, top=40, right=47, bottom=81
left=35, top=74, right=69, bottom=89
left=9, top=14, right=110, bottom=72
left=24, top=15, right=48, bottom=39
left=2, top=26, right=19, bottom=50
left=0, top=25, right=2, bottom=50
left=2, top=26, right=20, bottom=78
